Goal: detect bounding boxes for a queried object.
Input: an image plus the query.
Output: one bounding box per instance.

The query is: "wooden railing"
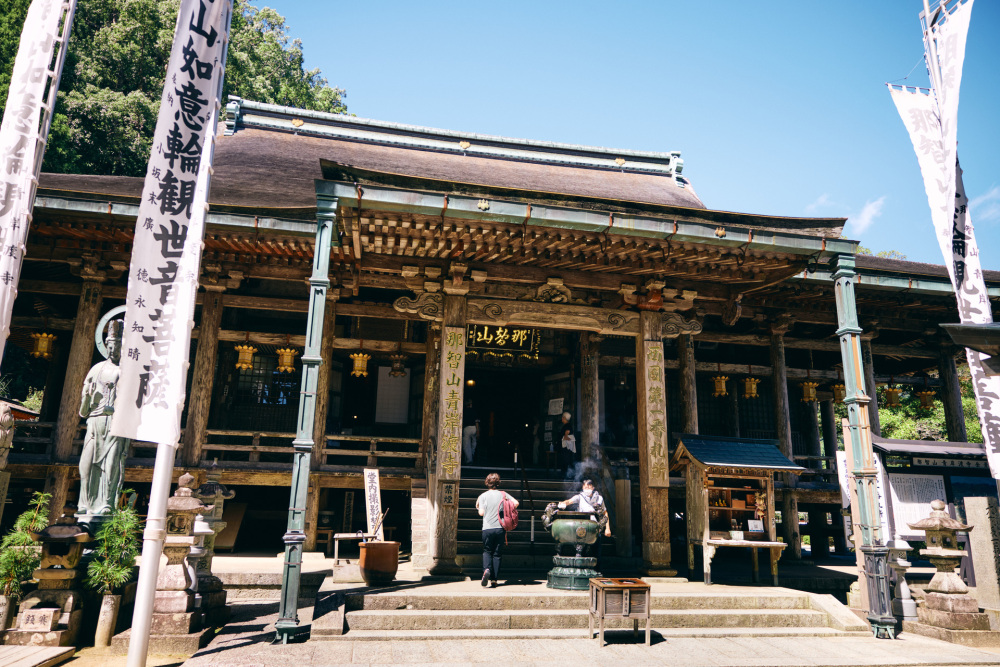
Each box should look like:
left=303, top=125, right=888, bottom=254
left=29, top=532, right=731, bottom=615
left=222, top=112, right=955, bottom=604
left=793, top=455, right=838, bottom=485
left=201, top=429, right=421, bottom=470
left=11, top=420, right=156, bottom=459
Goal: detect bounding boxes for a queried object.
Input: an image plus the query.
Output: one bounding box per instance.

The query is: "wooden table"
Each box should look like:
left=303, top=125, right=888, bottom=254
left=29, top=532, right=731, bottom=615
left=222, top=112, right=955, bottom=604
left=691, top=539, right=786, bottom=586
left=588, top=577, right=651, bottom=647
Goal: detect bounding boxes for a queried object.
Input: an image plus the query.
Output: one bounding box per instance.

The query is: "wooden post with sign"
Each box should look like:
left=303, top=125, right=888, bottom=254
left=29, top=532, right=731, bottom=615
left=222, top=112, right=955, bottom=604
left=635, top=311, right=674, bottom=575
left=363, top=468, right=385, bottom=541
left=428, top=294, right=466, bottom=575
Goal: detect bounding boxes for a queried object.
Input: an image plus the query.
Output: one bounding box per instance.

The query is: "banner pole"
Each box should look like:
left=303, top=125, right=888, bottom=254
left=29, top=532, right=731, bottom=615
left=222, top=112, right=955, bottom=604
left=126, top=442, right=176, bottom=667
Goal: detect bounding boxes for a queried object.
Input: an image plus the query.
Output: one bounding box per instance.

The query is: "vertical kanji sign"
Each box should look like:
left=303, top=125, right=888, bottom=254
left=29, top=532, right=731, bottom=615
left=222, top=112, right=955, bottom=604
left=111, top=0, right=233, bottom=444
left=363, top=468, right=384, bottom=541
left=436, top=326, right=465, bottom=480
left=0, top=0, right=72, bottom=363
left=889, top=0, right=1000, bottom=479
left=642, top=341, right=669, bottom=487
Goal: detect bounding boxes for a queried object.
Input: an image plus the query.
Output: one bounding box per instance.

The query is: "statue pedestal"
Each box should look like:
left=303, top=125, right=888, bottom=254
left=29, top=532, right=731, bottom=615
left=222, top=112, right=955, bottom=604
left=547, top=555, right=599, bottom=591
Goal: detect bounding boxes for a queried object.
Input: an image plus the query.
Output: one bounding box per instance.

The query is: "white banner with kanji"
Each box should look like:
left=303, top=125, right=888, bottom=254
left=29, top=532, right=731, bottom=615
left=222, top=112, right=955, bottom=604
left=889, top=0, right=1000, bottom=478
left=111, top=0, right=232, bottom=443
left=0, top=0, right=67, bottom=363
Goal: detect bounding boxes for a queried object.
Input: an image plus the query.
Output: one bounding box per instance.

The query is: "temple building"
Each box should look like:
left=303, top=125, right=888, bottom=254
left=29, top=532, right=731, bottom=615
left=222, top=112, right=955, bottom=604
left=2, top=98, right=998, bottom=574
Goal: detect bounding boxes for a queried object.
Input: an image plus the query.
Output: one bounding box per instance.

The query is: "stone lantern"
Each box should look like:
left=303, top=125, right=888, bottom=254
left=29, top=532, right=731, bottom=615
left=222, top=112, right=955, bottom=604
left=4, top=506, right=93, bottom=646
left=193, top=463, right=234, bottom=626
left=151, top=473, right=212, bottom=636
left=907, top=499, right=989, bottom=632
left=185, top=514, right=215, bottom=612
left=887, top=534, right=916, bottom=621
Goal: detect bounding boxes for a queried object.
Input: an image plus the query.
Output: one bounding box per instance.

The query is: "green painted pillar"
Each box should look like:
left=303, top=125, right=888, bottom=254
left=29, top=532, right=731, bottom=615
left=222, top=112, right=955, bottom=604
left=275, top=195, right=337, bottom=642
left=832, top=254, right=894, bottom=638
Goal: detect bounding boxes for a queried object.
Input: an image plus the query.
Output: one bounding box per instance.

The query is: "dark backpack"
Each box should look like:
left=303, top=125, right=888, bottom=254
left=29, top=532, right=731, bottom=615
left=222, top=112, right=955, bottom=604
left=498, top=492, right=518, bottom=531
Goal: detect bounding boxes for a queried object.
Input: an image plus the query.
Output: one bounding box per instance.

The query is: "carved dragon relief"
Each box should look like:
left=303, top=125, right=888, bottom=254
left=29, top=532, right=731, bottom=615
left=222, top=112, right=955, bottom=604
left=661, top=312, right=703, bottom=338
left=393, top=292, right=443, bottom=321
left=467, top=298, right=639, bottom=335
left=519, top=277, right=587, bottom=305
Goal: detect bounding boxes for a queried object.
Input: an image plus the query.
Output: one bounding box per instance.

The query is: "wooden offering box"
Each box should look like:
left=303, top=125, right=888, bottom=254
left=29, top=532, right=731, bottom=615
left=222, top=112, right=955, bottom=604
left=671, top=435, right=805, bottom=586
left=588, top=577, right=651, bottom=647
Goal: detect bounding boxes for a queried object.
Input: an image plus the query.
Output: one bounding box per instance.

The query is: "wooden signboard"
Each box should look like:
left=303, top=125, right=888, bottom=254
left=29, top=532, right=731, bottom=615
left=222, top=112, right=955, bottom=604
left=436, top=326, right=465, bottom=480
left=363, top=468, right=384, bottom=541
left=641, top=341, right=668, bottom=487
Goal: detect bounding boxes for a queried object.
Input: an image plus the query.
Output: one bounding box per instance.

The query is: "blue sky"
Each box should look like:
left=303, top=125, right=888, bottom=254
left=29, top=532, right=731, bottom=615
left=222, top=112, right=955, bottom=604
left=266, top=1, right=1000, bottom=268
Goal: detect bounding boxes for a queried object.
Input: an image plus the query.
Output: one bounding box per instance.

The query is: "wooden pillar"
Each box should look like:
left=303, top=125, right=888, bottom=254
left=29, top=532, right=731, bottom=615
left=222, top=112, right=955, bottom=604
left=728, top=378, right=740, bottom=438
left=678, top=333, right=698, bottom=434
left=804, top=401, right=822, bottom=458
left=53, top=279, right=104, bottom=461
left=770, top=324, right=800, bottom=559
left=412, top=324, right=440, bottom=571
left=311, top=298, right=339, bottom=470
left=861, top=338, right=881, bottom=437
left=614, top=478, right=632, bottom=558
left=580, top=332, right=601, bottom=466
left=820, top=399, right=838, bottom=459
left=182, top=288, right=225, bottom=467
left=303, top=474, right=321, bottom=552
left=938, top=347, right=968, bottom=443
left=44, top=466, right=72, bottom=519
left=429, top=295, right=466, bottom=575
left=636, top=311, right=674, bottom=575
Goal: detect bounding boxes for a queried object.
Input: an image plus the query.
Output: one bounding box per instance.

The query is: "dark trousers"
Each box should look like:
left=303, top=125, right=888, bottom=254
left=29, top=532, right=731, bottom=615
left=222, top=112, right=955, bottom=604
left=482, top=528, right=504, bottom=579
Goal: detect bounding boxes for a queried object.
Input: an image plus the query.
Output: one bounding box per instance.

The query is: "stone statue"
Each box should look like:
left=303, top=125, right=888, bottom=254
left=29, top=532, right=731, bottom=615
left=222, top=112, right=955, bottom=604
left=78, top=319, right=130, bottom=519
left=0, top=401, right=13, bottom=470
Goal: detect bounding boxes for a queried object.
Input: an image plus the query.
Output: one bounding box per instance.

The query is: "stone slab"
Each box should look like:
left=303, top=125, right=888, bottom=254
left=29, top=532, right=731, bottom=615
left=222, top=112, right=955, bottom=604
left=926, top=591, right=982, bottom=613
left=2, top=629, right=72, bottom=648
left=904, top=619, right=1000, bottom=647
left=150, top=610, right=201, bottom=635
left=310, top=592, right=345, bottom=637
left=918, top=605, right=991, bottom=631
left=966, top=497, right=1000, bottom=616
left=109, top=626, right=215, bottom=656
left=16, top=611, right=57, bottom=633
left=0, top=646, right=73, bottom=667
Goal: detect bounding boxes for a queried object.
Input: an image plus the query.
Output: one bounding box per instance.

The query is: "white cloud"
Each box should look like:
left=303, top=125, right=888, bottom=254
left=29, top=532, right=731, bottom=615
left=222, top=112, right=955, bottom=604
left=847, top=196, right=886, bottom=235
left=970, top=185, right=1000, bottom=223
left=805, top=193, right=833, bottom=213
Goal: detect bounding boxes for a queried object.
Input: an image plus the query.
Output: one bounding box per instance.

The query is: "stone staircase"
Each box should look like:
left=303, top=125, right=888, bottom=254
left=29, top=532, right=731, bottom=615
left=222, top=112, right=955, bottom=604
left=314, top=587, right=871, bottom=640
left=455, top=466, right=616, bottom=572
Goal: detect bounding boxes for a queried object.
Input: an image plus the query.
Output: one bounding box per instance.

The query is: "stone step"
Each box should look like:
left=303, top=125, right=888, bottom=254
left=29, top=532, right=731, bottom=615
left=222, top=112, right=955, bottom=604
left=343, top=608, right=832, bottom=631
left=315, top=626, right=871, bottom=641
left=345, top=591, right=812, bottom=612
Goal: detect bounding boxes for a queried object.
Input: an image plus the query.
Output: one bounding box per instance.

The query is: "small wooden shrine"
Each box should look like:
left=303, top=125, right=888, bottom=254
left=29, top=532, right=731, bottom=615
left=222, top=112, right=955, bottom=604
left=671, top=435, right=805, bottom=585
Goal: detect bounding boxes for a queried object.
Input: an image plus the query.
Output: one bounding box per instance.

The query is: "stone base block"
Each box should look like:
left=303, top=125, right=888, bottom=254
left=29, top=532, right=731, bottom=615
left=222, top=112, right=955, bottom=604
left=153, top=590, right=195, bottom=614
left=333, top=562, right=363, bottom=583
left=150, top=610, right=201, bottom=635
left=903, top=620, right=1000, bottom=647
left=201, top=603, right=230, bottom=628
left=3, top=627, right=74, bottom=647
left=110, top=625, right=215, bottom=656
left=918, top=605, right=990, bottom=631
left=201, top=590, right=227, bottom=609
left=925, top=592, right=981, bottom=613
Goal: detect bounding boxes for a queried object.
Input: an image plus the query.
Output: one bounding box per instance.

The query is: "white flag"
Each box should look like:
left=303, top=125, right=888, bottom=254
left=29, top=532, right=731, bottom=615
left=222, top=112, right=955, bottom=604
left=889, top=0, right=1000, bottom=477
left=0, top=0, right=67, bottom=363
left=111, top=0, right=232, bottom=443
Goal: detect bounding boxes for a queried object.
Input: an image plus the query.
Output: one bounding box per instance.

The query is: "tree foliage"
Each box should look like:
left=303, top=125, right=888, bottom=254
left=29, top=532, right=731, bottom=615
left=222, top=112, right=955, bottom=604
left=0, top=491, right=50, bottom=602
left=85, top=492, right=142, bottom=596
left=1, top=0, right=346, bottom=177
left=856, top=245, right=908, bottom=260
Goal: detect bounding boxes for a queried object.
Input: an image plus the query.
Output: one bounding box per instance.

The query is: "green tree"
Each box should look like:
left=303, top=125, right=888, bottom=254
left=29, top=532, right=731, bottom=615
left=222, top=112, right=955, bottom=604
left=0, top=491, right=51, bottom=604
left=0, top=0, right=31, bottom=116
left=856, top=245, right=908, bottom=260
left=2, top=0, right=346, bottom=177
left=85, top=493, right=142, bottom=595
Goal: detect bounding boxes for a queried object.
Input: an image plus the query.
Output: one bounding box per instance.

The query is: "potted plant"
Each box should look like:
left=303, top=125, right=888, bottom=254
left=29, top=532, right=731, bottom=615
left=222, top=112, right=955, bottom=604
left=84, top=494, right=142, bottom=647
left=0, top=491, right=50, bottom=633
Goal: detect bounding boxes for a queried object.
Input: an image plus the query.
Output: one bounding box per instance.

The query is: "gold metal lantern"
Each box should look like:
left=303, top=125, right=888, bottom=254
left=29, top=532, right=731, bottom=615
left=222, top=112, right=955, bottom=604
left=276, top=347, right=298, bottom=373
left=712, top=375, right=729, bottom=397
left=350, top=352, right=371, bottom=378
left=917, top=390, right=936, bottom=411
left=883, top=385, right=903, bottom=408
left=234, top=344, right=257, bottom=371
left=743, top=376, right=760, bottom=399
left=800, top=381, right=819, bottom=403
left=30, top=332, right=56, bottom=359
left=389, top=353, right=407, bottom=377
left=832, top=383, right=847, bottom=403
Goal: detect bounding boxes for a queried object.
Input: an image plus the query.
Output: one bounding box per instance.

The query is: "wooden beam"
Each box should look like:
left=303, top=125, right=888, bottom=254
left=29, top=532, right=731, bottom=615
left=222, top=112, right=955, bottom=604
left=182, top=289, right=225, bottom=467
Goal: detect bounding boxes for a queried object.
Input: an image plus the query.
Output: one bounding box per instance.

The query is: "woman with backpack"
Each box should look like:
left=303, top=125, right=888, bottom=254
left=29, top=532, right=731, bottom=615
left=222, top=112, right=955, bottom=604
left=475, top=472, right=519, bottom=588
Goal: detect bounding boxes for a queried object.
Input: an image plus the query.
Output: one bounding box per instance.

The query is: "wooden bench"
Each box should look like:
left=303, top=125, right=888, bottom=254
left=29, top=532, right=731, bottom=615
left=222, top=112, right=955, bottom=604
left=691, top=539, right=786, bottom=586
left=333, top=532, right=377, bottom=564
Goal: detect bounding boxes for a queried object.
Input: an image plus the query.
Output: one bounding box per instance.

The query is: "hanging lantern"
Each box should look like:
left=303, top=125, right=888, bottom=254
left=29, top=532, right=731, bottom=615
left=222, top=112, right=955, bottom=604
left=712, top=375, right=729, bottom=397
left=350, top=352, right=371, bottom=378
left=389, top=353, right=407, bottom=377
left=234, top=344, right=257, bottom=370
left=30, top=332, right=56, bottom=360
left=884, top=386, right=903, bottom=408
left=917, top=390, right=936, bottom=411
left=743, top=376, right=760, bottom=399
left=276, top=347, right=298, bottom=373
left=832, top=383, right=847, bottom=403
left=800, top=381, right=819, bottom=403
